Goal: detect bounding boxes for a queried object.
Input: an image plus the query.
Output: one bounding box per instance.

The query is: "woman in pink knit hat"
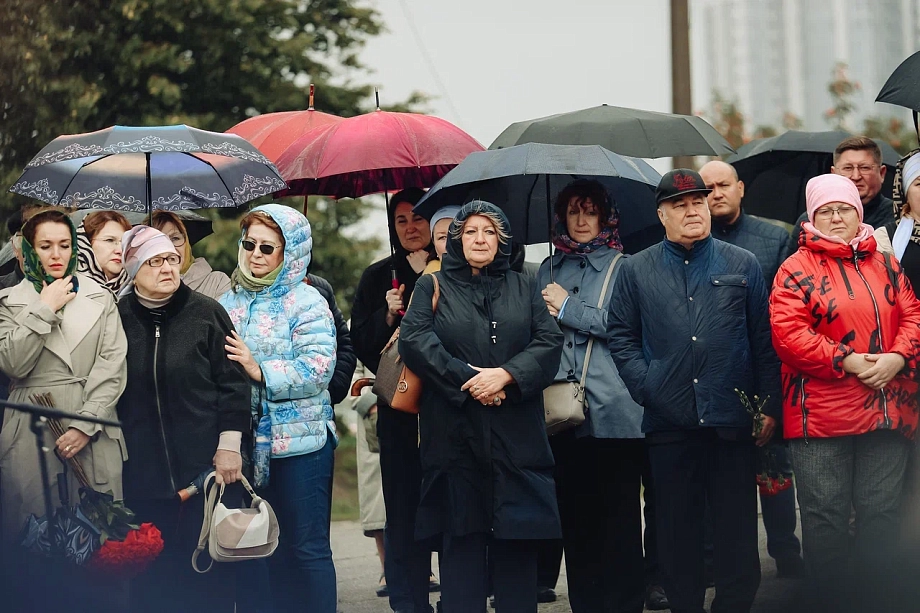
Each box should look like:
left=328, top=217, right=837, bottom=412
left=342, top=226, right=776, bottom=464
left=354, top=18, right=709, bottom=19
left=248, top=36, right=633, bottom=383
left=769, top=173, right=920, bottom=609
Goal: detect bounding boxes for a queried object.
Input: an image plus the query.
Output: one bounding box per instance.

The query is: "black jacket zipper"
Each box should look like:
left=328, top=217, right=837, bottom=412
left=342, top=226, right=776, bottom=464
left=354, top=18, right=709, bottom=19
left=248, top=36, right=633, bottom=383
left=851, top=248, right=890, bottom=428
left=800, top=378, right=808, bottom=442
left=153, top=324, right=177, bottom=492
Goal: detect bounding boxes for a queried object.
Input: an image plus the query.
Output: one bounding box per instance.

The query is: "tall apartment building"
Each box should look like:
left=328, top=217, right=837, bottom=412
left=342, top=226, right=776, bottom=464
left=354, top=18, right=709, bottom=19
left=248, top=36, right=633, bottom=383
left=690, top=0, right=918, bottom=132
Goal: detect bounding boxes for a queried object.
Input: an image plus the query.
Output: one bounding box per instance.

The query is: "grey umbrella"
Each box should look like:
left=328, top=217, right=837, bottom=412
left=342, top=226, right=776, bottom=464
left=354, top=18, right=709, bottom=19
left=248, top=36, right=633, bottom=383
left=9, top=124, right=287, bottom=213
left=489, top=104, right=735, bottom=158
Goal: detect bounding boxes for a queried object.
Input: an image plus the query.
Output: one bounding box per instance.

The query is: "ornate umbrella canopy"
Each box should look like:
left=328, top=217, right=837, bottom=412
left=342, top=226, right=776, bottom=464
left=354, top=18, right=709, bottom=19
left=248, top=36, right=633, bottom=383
left=10, top=124, right=287, bottom=212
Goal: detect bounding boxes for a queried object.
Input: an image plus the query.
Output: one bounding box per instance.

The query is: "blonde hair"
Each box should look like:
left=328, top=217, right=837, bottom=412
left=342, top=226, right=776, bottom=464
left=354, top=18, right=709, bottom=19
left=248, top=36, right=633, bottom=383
left=450, top=211, right=511, bottom=245
left=151, top=211, right=194, bottom=275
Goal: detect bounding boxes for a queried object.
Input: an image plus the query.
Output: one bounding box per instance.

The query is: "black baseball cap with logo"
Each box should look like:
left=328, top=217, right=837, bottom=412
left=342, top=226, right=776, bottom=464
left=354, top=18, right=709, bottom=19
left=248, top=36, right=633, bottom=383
left=655, top=169, right=712, bottom=205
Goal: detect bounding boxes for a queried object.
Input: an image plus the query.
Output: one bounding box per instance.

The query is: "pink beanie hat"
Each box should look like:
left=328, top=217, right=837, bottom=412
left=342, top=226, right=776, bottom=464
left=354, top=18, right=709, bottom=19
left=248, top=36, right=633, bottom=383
left=805, top=173, right=863, bottom=223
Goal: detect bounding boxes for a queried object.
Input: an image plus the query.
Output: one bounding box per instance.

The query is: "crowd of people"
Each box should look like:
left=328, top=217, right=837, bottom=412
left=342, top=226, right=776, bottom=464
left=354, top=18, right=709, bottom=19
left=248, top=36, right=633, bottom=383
left=0, top=133, right=918, bottom=613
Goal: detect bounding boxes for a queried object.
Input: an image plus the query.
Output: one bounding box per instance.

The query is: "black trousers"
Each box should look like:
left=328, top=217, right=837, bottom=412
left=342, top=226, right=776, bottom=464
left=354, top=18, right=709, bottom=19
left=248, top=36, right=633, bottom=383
left=127, top=494, right=240, bottom=613
left=647, top=431, right=761, bottom=613
left=378, top=403, right=431, bottom=612
left=441, top=532, right=537, bottom=613
left=551, top=432, right=645, bottom=613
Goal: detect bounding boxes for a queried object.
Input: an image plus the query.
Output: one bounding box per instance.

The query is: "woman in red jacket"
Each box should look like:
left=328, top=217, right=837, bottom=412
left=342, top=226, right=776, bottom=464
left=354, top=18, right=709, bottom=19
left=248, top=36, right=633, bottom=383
left=771, top=173, right=920, bottom=608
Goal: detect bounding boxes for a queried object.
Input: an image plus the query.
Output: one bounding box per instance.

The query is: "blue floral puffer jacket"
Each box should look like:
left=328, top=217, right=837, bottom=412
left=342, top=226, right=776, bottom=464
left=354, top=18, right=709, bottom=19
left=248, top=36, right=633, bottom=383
left=219, top=204, right=337, bottom=484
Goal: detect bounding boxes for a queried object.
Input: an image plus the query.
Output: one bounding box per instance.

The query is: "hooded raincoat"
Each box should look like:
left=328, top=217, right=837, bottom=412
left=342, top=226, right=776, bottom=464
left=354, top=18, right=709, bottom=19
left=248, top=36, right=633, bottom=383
left=219, top=204, right=337, bottom=482
left=399, top=201, right=564, bottom=541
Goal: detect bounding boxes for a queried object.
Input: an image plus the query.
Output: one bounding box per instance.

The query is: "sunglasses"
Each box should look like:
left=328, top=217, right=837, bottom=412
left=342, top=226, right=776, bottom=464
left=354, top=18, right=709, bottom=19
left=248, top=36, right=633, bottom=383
left=241, top=239, right=279, bottom=255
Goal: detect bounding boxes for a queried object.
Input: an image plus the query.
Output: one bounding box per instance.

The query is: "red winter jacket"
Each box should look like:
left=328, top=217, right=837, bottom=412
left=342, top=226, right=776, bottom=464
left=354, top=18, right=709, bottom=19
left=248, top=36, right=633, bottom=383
left=770, top=227, right=920, bottom=440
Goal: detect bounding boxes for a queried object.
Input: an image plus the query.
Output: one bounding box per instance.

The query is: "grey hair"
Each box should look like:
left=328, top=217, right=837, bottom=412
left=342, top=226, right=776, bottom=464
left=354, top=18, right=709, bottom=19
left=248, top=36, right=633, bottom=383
left=450, top=210, right=511, bottom=245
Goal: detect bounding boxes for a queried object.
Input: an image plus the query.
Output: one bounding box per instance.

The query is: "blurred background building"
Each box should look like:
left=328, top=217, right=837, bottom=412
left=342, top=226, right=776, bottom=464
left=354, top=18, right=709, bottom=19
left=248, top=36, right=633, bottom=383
left=691, top=0, right=918, bottom=132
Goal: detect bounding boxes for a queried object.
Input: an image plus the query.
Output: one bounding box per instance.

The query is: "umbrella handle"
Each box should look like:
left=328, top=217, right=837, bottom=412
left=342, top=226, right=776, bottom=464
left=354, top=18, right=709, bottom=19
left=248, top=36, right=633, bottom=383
left=391, top=275, right=406, bottom=316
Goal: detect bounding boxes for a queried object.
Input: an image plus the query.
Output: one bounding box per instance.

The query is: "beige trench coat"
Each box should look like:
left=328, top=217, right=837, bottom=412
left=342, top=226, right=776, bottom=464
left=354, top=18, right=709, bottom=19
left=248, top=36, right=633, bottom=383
left=0, top=273, right=127, bottom=541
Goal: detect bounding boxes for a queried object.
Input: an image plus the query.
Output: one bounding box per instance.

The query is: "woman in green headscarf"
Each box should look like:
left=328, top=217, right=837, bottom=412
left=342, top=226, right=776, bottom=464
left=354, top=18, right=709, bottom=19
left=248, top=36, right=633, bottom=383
left=0, top=208, right=128, bottom=543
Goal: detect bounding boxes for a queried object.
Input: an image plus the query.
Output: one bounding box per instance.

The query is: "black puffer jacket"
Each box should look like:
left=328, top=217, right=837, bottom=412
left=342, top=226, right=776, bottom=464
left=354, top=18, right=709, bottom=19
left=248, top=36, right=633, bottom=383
left=784, top=192, right=895, bottom=259
left=399, top=201, right=563, bottom=541
left=712, top=213, right=789, bottom=284
left=607, top=235, right=781, bottom=433
left=306, top=273, right=356, bottom=405
left=117, top=283, right=251, bottom=501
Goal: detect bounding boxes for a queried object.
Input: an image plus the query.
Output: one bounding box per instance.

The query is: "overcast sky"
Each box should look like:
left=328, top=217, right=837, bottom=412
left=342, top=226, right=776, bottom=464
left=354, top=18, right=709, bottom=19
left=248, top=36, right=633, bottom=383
left=351, top=0, right=674, bottom=256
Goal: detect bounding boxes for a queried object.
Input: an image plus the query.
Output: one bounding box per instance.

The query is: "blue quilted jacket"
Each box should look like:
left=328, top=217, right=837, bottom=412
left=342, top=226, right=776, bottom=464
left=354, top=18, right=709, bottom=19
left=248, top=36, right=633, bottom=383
left=607, top=236, right=781, bottom=433
left=711, top=213, right=789, bottom=284
left=219, top=204, right=337, bottom=471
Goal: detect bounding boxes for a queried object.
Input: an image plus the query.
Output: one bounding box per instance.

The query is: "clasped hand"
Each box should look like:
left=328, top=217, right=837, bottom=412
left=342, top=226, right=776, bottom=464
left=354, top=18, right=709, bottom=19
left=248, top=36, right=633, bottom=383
left=843, top=352, right=905, bottom=390
left=462, top=366, right=513, bottom=406
left=541, top=283, right=568, bottom=318
left=40, top=277, right=76, bottom=312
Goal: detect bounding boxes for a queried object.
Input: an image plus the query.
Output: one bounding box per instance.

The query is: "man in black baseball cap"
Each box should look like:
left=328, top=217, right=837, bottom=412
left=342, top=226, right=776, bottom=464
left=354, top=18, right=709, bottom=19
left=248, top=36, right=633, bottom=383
left=607, top=168, right=780, bottom=613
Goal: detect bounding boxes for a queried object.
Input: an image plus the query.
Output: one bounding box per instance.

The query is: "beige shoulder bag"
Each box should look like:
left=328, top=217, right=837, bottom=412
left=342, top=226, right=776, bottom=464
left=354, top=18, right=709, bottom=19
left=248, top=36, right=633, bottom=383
left=544, top=253, right=622, bottom=435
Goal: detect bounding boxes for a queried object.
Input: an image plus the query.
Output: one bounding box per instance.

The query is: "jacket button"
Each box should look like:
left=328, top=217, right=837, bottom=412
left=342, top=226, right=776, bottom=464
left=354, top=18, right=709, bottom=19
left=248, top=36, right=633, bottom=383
left=700, top=419, right=705, bottom=424
left=693, top=378, right=698, bottom=384
left=568, top=369, right=574, bottom=376
left=567, top=341, right=573, bottom=348
left=580, top=260, right=587, bottom=268
left=714, top=280, right=720, bottom=284
left=689, top=296, right=693, bottom=301
left=573, top=287, right=579, bottom=294
left=684, top=260, right=689, bottom=265
left=691, top=336, right=697, bottom=341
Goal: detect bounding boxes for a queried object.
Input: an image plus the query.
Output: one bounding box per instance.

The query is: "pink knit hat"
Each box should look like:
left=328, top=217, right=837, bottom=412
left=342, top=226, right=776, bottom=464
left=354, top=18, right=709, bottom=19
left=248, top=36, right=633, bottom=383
left=805, top=173, right=863, bottom=223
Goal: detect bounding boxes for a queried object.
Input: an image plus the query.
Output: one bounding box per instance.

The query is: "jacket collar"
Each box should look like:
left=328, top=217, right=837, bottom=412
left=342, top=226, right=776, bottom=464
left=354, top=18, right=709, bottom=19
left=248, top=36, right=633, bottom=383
left=712, top=212, right=745, bottom=238
left=8, top=273, right=106, bottom=371
left=663, top=234, right=713, bottom=260
left=551, top=245, right=616, bottom=271
left=800, top=225, right=876, bottom=260
left=127, top=281, right=192, bottom=324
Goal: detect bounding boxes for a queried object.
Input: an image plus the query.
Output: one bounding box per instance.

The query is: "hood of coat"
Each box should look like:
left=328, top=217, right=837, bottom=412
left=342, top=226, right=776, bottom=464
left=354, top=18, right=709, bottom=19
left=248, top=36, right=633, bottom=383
left=442, top=200, right=512, bottom=278
left=245, top=203, right=312, bottom=295
left=799, top=223, right=877, bottom=260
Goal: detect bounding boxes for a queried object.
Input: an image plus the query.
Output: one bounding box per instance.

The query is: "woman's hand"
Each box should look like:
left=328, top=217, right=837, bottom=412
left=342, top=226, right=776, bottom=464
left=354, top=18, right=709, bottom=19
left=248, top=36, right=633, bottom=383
left=478, top=390, right=507, bottom=406
left=461, top=367, right=514, bottom=404
left=385, top=285, right=405, bottom=326
left=842, top=352, right=873, bottom=375
left=226, top=331, right=262, bottom=382
left=858, top=353, right=906, bottom=390
left=56, top=427, right=90, bottom=460
left=541, top=283, right=569, bottom=315
left=407, top=250, right=429, bottom=274
left=213, top=449, right=243, bottom=485
left=40, top=277, right=76, bottom=312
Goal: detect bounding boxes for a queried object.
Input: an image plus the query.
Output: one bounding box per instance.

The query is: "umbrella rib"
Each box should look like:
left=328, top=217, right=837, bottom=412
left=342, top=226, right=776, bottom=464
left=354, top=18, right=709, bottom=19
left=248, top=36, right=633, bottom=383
left=185, top=152, right=238, bottom=205
left=56, top=155, right=112, bottom=206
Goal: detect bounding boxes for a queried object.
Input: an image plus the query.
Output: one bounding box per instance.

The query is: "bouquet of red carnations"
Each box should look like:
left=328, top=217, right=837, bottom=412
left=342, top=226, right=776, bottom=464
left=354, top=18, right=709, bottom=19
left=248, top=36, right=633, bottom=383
left=87, top=522, right=164, bottom=579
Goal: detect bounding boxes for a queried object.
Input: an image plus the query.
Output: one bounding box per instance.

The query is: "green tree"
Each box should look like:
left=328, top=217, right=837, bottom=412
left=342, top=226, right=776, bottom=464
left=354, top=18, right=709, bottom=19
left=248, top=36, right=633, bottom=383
left=1, top=0, right=425, bottom=311
left=825, top=62, right=860, bottom=131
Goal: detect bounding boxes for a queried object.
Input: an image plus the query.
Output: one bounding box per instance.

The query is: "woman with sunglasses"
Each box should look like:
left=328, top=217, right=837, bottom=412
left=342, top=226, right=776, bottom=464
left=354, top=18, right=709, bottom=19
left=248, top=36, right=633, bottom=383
left=76, top=210, right=132, bottom=298
left=219, top=204, right=337, bottom=613
left=116, top=225, right=251, bottom=612
left=151, top=211, right=231, bottom=300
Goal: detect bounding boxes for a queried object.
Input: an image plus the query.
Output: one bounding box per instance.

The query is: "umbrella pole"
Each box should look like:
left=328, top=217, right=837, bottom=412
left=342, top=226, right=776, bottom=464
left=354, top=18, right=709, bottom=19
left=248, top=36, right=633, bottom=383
left=546, top=174, right=554, bottom=284
left=146, top=152, right=153, bottom=225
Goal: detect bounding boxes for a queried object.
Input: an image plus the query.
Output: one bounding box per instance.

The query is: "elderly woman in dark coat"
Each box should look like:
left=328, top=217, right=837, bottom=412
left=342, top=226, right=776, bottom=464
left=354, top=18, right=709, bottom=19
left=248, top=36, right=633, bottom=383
left=399, top=200, right=563, bottom=613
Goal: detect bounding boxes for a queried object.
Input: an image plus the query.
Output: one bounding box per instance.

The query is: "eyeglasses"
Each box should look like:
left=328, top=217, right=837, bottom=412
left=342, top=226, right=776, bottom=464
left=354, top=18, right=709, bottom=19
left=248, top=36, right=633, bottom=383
left=241, top=239, right=279, bottom=255
left=814, top=205, right=859, bottom=220
left=836, top=164, right=879, bottom=176
left=145, top=254, right=181, bottom=268
left=93, top=236, right=122, bottom=248
left=167, top=234, right=186, bottom=248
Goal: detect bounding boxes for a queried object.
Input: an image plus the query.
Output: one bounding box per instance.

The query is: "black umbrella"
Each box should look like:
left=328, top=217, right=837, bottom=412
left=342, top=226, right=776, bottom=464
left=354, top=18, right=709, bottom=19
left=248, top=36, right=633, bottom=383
left=69, top=209, right=214, bottom=245
left=413, top=143, right=662, bottom=257
left=489, top=104, right=735, bottom=158
left=9, top=125, right=287, bottom=213
left=877, top=50, right=920, bottom=112
left=726, top=130, right=899, bottom=224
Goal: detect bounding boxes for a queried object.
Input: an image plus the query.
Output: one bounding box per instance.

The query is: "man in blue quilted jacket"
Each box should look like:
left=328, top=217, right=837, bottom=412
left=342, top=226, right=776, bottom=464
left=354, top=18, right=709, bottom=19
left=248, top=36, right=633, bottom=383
left=700, top=160, right=804, bottom=579
left=608, top=169, right=782, bottom=613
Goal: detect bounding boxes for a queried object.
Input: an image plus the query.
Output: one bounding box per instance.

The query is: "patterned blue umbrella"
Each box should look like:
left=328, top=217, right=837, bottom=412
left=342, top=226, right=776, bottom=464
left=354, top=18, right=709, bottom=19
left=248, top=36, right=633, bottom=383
left=9, top=125, right=287, bottom=212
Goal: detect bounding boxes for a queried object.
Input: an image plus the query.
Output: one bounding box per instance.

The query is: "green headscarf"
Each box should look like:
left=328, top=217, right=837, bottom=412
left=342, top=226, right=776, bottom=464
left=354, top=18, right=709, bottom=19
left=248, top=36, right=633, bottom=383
left=21, top=214, right=79, bottom=294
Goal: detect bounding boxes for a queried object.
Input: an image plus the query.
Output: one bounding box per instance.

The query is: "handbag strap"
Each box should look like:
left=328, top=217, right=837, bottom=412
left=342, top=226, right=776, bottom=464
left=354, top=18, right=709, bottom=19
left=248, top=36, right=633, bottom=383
left=578, top=253, right=622, bottom=389
left=192, top=472, right=220, bottom=574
